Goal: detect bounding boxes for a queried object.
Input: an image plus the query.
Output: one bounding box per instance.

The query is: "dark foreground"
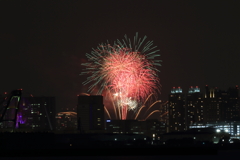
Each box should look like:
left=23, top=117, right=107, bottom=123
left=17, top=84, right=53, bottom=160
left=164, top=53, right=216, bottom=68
left=1, top=145, right=240, bottom=157
left=0, top=132, right=239, bottom=158
left=1, top=145, right=240, bottom=160
left=1, top=149, right=240, bottom=160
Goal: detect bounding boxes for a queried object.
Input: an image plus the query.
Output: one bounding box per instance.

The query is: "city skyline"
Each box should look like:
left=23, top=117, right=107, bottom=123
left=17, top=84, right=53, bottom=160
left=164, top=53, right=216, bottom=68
left=1, top=84, right=239, bottom=120
left=1, top=85, right=240, bottom=153
left=1, top=1, right=240, bottom=112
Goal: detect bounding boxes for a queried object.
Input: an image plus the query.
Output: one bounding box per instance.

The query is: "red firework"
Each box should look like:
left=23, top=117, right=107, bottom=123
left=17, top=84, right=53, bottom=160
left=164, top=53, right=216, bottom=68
left=81, top=33, right=161, bottom=120
left=102, top=48, right=159, bottom=119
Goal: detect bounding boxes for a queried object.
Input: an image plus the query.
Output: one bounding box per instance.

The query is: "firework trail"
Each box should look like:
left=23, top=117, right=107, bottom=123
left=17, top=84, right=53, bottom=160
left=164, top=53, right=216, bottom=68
left=134, top=93, right=153, bottom=120
left=144, top=110, right=160, bottom=121
left=81, top=33, right=161, bottom=120
left=104, top=106, right=111, bottom=119
left=143, top=100, right=161, bottom=116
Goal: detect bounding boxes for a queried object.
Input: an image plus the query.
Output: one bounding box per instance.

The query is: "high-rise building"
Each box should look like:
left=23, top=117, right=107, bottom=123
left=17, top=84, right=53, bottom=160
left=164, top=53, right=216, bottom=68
left=203, top=86, right=223, bottom=123
left=168, top=87, right=186, bottom=132
left=223, top=86, right=240, bottom=121
left=77, top=95, right=104, bottom=133
left=18, top=96, right=56, bottom=131
left=159, top=100, right=169, bottom=123
left=186, top=86, right=203, bottom=129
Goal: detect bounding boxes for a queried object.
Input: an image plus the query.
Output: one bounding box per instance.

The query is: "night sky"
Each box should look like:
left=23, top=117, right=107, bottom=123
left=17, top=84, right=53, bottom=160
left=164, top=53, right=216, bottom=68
left=1, top=1, right=240, bottom=113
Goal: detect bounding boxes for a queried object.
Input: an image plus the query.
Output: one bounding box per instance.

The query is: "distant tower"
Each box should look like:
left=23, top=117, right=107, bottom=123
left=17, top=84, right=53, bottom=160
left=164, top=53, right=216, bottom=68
left=77, top=95, right=104, bottom=133
left=224, top=86, right=240, bottom=121
left=168, top=87, right=186, bottom=132
left=186, top=86, right=203, bottom=129
left=203, top=86, right=225, bottom=123
left=202, top=85, right=240, bottom=124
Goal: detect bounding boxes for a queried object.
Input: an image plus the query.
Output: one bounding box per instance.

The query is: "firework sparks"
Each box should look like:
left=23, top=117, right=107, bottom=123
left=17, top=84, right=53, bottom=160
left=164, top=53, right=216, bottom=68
left=81, top=33, right=161, bottom=120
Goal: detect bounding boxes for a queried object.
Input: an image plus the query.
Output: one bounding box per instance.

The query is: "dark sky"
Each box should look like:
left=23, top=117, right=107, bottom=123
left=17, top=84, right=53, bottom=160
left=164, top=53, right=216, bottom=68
left=1, top=0, right=240, bottom=113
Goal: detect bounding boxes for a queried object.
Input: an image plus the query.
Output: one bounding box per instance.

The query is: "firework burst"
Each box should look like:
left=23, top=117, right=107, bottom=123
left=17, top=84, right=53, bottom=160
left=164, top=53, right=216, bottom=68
left=81, top=33, right=161, bottom=120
